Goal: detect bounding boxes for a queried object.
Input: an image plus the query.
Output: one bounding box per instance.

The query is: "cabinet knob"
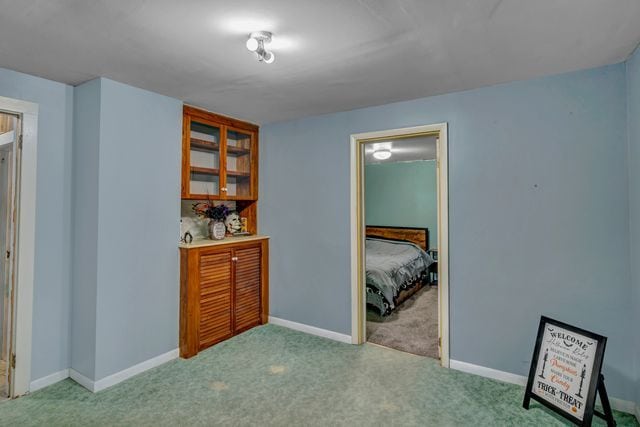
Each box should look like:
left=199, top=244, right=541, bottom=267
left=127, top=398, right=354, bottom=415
left=221, top=187, right=227, bottom=192
left=231, top=256, right=238, bottom=262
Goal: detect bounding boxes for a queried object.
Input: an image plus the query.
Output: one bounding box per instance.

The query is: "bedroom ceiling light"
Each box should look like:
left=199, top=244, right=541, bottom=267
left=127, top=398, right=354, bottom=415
left=246, top=31, right=275, bottom=64
left=373, top=148, right=392, bottom=160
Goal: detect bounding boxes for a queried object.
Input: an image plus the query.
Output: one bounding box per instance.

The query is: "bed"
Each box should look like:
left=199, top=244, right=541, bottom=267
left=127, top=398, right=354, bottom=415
left=365, top=226, right=434, bottom=316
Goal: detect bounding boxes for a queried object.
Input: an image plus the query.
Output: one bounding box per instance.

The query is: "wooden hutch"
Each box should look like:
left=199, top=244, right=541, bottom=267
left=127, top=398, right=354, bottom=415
left=179, top=105, right=268, bottom=358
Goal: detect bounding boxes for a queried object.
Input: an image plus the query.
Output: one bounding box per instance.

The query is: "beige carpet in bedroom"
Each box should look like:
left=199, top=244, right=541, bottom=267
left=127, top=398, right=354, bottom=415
left=366, top=285, right=439, bottom=359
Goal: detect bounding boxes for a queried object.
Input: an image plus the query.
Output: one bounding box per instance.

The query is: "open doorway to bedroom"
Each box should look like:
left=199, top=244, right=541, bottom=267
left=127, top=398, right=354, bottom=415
left=363, top=136, right=439, bottom=358
left=350, top=123, right=449, bottom=366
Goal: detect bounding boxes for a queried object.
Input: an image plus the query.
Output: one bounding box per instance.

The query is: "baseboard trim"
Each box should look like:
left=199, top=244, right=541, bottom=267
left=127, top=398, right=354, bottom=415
left=69, top=369, right=95, bottom=392
left=450, top=360, right=527, bottom=386
left=268, top=316, right=352, bottom=344
left=450, top=359, right=636, bottom=415
left=70, top=348, right=179, bottom=393
left=30, top=369, right=70, bottom=392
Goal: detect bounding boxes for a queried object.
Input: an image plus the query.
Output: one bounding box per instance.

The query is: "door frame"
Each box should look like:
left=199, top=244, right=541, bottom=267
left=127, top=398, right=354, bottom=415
left=0, top=95, right=38, bottom=396
left=349, top=123, right=450, bottom=367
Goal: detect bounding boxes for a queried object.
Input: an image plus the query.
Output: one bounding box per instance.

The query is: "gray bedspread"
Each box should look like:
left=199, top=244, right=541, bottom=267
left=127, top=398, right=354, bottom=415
left=366, top=237, right=434, bottom=315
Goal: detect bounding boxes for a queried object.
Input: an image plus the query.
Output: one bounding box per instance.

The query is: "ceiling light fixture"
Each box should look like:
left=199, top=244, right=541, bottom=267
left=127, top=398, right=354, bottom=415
left=373, top=148, right=392, bottom=160
left=246, top=31, right=275, bottom=64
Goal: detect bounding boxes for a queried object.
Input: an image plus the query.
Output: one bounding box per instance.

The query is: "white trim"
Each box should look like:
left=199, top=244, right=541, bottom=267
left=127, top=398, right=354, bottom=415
left=0, top=96, right=38, bottom=115
left=0, top=95, right=39, bottom=397
left=269, top=316, right=352, bottom=344
left=69, top=369, right=95, bottom=392
left=29, top=369, right=70, bottom=392
left=350, top=123, right=450, bottom=367
left=436, top=124, right=449, bottom=367
left=70, top=349, right=179, bottom=393
left=450, top=359, right=637, bottom=415
left=349, top=133, right=360, bottom=344
left=450, top=359, right=526, bottom=386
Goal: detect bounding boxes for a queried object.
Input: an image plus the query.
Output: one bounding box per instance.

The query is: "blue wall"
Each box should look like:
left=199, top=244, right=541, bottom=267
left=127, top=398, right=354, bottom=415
left=2, top=58, right=639, bottom=405
left=71, top=79, right=101, bottom=378
left=260, top=64, right=635, bottom=400
left=0, top=68, right=74, bottom=382
left=365, top=161, right=437, bottom=246
left=94, top=79, right=181, bottom=380
left=71, top=78, right=182, bottom=381
left=626, top=47, right=640, bottom=412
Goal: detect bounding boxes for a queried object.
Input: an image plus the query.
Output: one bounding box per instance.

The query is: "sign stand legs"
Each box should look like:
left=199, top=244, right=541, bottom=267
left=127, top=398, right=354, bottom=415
left=593, top=375, right=615, bottom=427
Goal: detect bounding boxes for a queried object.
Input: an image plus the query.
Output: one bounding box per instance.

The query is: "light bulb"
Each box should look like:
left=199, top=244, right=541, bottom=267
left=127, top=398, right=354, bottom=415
left=373, top=149, right=391, bottom=160
left=263, top=51, right=275, bottom=64
left=246, top=37, right=259, bottom=52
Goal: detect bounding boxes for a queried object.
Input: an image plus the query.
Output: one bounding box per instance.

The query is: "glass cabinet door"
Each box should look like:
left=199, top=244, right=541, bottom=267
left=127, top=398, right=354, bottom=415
left=188, top=120, right=221, bottom=197
left=223, top=128, right=254, bottom=199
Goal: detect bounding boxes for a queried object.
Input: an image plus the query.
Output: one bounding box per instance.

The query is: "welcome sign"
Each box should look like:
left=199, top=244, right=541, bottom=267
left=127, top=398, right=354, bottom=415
left=523, top=317, right=613, bottom=426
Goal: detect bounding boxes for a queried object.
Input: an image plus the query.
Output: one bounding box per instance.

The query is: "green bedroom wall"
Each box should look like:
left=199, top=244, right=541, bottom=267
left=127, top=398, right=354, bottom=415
left=365, top=160, right=437, bottom=247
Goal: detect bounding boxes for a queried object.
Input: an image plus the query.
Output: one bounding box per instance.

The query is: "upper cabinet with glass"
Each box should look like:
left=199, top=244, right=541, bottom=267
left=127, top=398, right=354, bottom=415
left=182, top=106, right=259, bottom=200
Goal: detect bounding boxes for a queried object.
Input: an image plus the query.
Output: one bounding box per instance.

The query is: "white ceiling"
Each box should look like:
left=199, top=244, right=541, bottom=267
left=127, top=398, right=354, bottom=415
left=365, top=135, right=436, bottom=164
left=1, top=1, right=639, bottom=124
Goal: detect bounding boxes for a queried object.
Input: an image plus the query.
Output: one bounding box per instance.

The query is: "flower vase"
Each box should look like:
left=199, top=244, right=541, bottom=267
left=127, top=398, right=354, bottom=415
left=209, top=220, right=226, bottom=240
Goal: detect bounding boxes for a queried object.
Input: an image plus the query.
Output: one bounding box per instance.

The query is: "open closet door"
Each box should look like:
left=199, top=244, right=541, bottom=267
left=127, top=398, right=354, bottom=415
left=0, top=112, right=17, bottom=399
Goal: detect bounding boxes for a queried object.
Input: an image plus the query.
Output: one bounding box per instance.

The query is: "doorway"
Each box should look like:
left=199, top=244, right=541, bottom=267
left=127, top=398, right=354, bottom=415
left=350, top=123, right=449, bottom=366
left=0, top=95, right=37, bottom=398
left=0, top=111, right=19, bottom=399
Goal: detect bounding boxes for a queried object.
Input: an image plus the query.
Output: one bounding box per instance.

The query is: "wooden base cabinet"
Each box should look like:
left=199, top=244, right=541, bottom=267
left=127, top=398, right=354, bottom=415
left=180, top=238, right=269, bottom=358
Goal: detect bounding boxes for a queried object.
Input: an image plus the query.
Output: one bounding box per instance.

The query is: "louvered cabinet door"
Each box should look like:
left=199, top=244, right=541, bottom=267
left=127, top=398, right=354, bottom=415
left=198, top=249, right=233, bottom=350
left=233, top=245, right=261, bottom=333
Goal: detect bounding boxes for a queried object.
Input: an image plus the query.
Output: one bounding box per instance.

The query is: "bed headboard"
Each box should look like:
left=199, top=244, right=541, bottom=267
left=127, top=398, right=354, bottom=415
left=365, top=226, right=429, bottom=251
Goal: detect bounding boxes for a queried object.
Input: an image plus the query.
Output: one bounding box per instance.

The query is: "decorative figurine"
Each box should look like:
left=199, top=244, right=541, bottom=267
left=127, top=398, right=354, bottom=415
left=225, top=211, right=242, bottom=235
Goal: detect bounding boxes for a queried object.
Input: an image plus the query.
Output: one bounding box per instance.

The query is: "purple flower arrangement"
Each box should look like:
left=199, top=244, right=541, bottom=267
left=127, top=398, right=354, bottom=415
left=192, top=202, right=230, bottom=222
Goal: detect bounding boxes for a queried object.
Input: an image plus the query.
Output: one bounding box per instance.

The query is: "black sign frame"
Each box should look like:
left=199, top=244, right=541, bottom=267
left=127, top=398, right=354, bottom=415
left=522, top=316, right=613, bottom=426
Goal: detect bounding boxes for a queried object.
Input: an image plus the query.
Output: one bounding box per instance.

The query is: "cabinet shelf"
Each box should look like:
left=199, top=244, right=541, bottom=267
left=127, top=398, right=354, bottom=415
left=190, top=167, right=250, bottom=178
left=190, top=138, right=219, bottom=152
left=190, top=166, right=220, bottom=175
left=227, top=170, right=251, bottom=177
left=190, top=138, right=250, bottom=156
left=227, top=146, right=251, bottom=155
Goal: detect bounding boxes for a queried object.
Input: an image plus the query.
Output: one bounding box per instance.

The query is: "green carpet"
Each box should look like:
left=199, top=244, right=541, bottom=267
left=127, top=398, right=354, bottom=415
left=0, top=325, right=637, bottom=426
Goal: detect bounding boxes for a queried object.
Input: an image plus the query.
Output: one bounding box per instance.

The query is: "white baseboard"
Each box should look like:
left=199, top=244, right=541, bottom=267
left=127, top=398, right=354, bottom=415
left=450, top=360, right=527, bottom=386
left=268, top=316, right=352, bottom=344
left=70, top=348, right=179, bottom=393
left=450, top=359, right=636, bottom=415
left=69, top=369, right=95, bottom=392
left=30, top=369, right=70, bottom=392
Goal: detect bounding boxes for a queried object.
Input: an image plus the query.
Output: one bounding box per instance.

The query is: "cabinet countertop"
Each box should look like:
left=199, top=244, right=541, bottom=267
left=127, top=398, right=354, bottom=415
left=179, top=234, right=269, bottom=249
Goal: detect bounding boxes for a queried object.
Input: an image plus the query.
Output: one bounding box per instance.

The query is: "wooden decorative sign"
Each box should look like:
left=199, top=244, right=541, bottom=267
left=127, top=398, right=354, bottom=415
left=523, top=316, right=615, bottom=426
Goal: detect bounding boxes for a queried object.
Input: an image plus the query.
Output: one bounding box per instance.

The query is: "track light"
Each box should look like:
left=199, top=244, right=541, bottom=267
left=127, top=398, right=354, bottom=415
left=246, top=31, right=275, bottom=63
left=263, top=51, right=275, bottom=64
left=245, top=37, right=259, bottom=52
